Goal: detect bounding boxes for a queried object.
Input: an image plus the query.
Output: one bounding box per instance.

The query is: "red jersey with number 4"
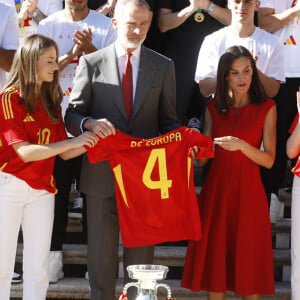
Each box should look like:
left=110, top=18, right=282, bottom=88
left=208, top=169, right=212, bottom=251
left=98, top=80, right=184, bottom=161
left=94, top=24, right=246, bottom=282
left=87, top=127, right=214, bottom=247
left=0, top=88, right=67, bottom=193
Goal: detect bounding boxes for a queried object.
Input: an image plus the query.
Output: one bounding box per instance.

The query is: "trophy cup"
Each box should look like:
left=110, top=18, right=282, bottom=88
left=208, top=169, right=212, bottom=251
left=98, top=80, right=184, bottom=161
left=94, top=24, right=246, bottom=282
left=118, top=264, right=175, bottom=300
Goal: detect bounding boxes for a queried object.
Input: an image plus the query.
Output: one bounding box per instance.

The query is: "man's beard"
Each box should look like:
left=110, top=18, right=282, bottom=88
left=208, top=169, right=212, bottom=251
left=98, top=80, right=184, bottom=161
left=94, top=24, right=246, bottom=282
left=119, top=36, right=146, bottom=50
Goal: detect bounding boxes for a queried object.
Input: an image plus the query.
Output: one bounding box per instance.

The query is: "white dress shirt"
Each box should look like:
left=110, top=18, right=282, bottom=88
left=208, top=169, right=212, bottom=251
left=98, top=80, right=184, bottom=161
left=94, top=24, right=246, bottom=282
left=115, top=41, right=141, bottom=103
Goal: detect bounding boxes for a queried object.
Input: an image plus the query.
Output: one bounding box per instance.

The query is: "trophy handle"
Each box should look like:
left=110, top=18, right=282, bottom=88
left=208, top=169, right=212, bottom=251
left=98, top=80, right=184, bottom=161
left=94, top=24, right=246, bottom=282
left=119, top=282, right=140, bottom=300
left=155, top=283, right=175, bottom=300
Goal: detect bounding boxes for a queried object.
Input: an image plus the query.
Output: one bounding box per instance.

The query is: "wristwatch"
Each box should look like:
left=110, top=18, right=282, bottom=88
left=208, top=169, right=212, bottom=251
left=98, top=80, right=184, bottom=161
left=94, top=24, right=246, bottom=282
left=30, top=8, right=46, bottom=24
left=206, top=2, right=216, bottom=13
left=31, top=8, right=41, bottom=18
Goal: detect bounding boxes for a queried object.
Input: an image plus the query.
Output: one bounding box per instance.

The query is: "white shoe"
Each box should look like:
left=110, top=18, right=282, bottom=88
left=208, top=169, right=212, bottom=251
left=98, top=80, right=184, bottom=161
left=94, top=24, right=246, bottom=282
left=269, top=193, right=284, bottom=223
left=68, top=196, right=83, bottom=219
left=49, top=251, right=64, bottom=283
left=12, top=272, right=22, bottom=284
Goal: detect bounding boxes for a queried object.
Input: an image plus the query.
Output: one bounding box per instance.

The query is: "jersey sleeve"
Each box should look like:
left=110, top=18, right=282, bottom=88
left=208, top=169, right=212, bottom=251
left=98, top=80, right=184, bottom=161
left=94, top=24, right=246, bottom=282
left=0, top=92, right=29, bottom=145
left=86, top=131, right=123, bottom=163
left=187, top=128, right=214, bottom=159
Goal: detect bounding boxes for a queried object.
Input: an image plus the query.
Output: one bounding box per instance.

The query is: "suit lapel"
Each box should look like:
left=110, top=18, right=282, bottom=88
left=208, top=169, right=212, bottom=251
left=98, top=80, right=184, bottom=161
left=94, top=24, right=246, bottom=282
left=100, top=44, right=128, bottom=121
left=131, top=46, right=155, bottom=122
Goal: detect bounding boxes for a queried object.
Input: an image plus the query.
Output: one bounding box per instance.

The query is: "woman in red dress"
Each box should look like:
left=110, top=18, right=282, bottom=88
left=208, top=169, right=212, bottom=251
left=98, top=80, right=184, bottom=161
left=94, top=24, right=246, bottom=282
left=181, top=45, right=276, bottom=300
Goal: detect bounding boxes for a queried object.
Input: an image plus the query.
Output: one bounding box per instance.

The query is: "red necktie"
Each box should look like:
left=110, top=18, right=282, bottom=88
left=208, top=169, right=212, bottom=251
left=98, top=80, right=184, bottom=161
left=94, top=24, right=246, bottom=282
left=122, top=52, right=133, bottom=121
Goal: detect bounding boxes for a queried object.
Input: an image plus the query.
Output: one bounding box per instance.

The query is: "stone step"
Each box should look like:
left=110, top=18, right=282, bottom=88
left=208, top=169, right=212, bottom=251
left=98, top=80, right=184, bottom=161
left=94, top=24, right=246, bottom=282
left=66, top=217, right=292, bottom=235
left=16, top=244, right=291, bottom=267
left=66, top=217, right=83, bottom=233
left=10, top=278, right=291, bottom=300
left=272, top=218, right=291, bottom=234
left=278, top=188, right=291, bottom=207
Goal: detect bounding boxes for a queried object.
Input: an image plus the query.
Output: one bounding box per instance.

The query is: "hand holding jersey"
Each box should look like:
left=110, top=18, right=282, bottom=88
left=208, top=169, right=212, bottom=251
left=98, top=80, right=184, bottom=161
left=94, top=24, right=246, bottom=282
left=83, top=117, right=116, bottom=139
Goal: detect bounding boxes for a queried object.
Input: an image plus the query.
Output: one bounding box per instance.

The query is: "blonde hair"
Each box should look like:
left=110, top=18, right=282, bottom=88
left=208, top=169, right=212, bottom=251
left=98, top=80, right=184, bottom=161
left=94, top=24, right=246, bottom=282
left=4, top=34, right=63, bottom=123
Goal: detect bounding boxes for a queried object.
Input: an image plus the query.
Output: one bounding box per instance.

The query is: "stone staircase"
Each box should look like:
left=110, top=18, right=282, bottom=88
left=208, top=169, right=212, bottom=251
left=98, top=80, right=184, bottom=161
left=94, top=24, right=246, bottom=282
left=11, top=182, right=292, bottom=299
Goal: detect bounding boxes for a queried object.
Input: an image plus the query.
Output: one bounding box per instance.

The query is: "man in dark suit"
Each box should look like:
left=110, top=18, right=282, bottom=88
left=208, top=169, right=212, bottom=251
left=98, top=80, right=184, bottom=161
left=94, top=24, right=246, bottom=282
left=64, top=0, right=180, bottom=299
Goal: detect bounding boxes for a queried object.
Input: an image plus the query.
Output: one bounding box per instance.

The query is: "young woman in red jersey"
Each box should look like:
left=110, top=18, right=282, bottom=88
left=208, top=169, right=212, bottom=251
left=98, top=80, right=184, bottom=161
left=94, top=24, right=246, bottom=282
left=181, top=46, right=277, bottom=300
left=0, top=34, right=98, bottom=300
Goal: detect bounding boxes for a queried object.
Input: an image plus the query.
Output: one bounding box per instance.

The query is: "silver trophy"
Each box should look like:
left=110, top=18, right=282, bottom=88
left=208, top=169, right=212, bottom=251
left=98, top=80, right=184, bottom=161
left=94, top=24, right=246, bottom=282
left=119, top=264, right=175, bottom=300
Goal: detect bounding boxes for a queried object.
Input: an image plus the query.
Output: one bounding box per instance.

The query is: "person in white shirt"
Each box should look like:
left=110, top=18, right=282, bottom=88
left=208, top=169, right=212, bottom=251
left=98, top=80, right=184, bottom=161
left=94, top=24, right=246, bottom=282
left=258, top=1, right=300, bottom=299
left=37, top=0, right=116, bottom=284
left=0, top=0, right=63, bottom=41
left=0, top=2, right=18, bottom=89
left=196, top=0, right=285, bottom=99
left=157, top=0, right=230, bottom=126
left=17, top=0, right=63, bottom=23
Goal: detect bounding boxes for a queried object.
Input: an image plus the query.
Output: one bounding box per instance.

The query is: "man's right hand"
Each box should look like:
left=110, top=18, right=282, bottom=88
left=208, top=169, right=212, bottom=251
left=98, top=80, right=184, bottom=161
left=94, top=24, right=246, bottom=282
left=84, top=118, right=116, bottom=139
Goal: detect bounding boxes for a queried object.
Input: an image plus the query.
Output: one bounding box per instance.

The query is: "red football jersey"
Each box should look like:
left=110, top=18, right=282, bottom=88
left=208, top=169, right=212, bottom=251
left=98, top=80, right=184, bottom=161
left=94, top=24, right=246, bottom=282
left=0, top=88, right=67, bottom=193
left=87, top=127, right=214, bottom=247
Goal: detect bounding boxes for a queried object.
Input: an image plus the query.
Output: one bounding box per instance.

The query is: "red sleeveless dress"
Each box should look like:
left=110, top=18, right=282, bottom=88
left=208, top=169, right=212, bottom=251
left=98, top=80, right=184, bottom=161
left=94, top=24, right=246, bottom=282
left=181, top=98, right=275, bottom=295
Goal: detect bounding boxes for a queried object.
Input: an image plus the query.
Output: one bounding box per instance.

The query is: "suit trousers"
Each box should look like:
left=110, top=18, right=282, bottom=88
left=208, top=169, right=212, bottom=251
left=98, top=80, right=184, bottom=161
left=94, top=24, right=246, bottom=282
left=51, top=155, right=87, bottom=251
left=86, top=193, right=154, bottom=300
left=0, top=172, right=54, bottom=300
left=292, top=174, right=300, bottom=300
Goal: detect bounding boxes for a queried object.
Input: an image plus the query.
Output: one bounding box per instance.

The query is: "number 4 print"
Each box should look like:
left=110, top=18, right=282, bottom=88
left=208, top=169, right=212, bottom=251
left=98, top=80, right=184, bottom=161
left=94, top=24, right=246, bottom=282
left=142, top=149, right=172, bottom=199
left=113, top=148, right=173, bottom=208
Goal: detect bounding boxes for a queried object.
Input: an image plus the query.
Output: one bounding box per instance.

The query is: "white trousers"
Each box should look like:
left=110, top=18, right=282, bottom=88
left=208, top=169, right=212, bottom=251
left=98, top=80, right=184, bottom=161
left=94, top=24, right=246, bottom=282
left=0, top=172, right=54, bottom=300
left=292, top=174, right=300, bottom=300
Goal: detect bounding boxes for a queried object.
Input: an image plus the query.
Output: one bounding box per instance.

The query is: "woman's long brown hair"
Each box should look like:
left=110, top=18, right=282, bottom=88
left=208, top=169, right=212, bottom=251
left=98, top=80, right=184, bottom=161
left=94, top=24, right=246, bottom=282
left=215, top=45, right=266, bottom=114
left=4, top=34, right=63, bottom=123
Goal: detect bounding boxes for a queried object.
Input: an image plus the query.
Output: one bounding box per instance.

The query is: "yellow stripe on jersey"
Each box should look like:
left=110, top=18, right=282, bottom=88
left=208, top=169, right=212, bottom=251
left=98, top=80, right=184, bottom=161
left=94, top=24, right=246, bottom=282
left=50, top=175, right=58, bottom=194
left=0, top=138, right=2, bottom=147
left=2, top=92, right=8, bottom=119
left=187, top=157, right=192, bottom=190
left=5, top=92, right=14, bottom=119
left=2, top=90, right=15, bottom=120
left=113, top=164, right=129, bottom=208
left=0, top=162, right=9, bottom=171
